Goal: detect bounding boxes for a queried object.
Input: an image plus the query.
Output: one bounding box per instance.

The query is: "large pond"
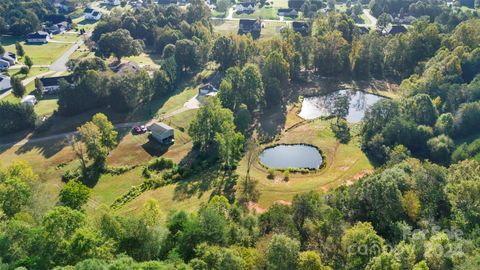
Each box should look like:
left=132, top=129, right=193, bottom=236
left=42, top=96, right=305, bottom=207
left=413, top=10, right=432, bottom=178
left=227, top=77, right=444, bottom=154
left=260, top=144, right=323, bottom=170
left=298, top=90, right=385, bottom=123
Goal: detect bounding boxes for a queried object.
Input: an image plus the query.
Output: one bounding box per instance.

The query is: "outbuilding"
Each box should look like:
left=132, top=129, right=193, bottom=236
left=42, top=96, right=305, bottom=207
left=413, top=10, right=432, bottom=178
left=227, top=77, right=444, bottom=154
left=21, top=95, right=37, bottom=106
left=150, top=122, right=175, bottom=144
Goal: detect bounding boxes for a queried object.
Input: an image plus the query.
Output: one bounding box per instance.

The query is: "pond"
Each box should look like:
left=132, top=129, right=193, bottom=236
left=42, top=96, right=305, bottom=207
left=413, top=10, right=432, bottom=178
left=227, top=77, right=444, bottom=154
left=259, top=144, right=323, bottom=170
left=298, top=90, right=385, bottom=123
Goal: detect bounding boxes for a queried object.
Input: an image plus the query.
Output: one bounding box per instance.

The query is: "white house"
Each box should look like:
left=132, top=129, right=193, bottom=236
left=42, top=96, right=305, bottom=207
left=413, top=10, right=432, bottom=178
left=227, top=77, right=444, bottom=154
left=150, top=122, right=175, bottom=144
left=1, top=52, right=17, bottom=65
left=84, top=8, right=102, bottom=20
left=26, top=31, right=51, bottom=43
left=0, top=59, right=10, bottom=70
left=103, top=0, right=121, bottom=6
left=21, top=95, right=37, bottom=106
left=0, top=75, right=11, bottom=91
left=236, top=2, right=256, bottom=13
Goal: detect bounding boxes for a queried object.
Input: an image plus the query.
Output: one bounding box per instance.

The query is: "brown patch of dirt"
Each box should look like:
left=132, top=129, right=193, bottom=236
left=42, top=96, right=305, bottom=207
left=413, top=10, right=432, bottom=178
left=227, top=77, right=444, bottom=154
left=344, top=169, right=374, bottom=186
left=273, top=200, right=291, bottom=206
left=246, top=201, right=266, bottom=214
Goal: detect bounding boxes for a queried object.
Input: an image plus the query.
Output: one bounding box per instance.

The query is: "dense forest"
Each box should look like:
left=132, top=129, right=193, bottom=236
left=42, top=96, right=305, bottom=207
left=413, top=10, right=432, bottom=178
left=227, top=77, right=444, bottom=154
left=1, top=0, right=480, bottom=269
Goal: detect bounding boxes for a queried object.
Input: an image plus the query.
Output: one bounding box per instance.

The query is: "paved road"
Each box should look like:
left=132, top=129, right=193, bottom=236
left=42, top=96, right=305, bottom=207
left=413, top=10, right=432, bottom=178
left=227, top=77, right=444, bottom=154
left=49, top=37, right=85, bottom=72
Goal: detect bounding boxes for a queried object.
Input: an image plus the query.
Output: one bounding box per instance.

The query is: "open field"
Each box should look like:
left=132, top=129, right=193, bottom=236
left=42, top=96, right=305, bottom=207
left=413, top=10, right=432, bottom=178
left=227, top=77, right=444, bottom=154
left=1, top=35, right=72, bottom=65
left=234, top=7, right=280, bottom=20
left=212, top=20, right=287, bottom=38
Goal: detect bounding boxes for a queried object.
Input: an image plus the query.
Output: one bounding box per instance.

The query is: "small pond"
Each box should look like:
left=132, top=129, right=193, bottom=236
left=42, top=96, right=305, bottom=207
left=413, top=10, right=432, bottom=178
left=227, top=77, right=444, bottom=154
left=259, top=144, right=323, bottom=170
left=298, top=90, right=385, bottom=123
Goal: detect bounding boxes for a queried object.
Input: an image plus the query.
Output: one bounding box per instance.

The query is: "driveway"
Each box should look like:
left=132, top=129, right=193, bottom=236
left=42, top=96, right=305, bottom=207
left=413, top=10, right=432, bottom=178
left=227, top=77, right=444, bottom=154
left=363, top=9, right=377, bottom=29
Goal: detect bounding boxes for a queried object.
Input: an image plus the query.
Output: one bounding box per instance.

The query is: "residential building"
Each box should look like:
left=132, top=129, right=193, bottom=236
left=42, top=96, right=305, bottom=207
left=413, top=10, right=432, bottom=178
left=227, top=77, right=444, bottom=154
left=0, top=59, right=10, bottom=70
left=84, top=8, right=102, bottom=20
left=381, top=24, right=408, bottom=35
left=1, top=52, right=17, bottom=66
left=21, top=95, right=37, bottom=106
left=150, top=122, right=175, bottom=144
left=39, top=75, right=75, bottom=94
left=292, top=21, right=310, bottom=36
left=111, top=61, right=140, bottom=74
left=44, top=21, right=70, bottom=34
left=238, top=19, right=262, bottom=38
left=0, top=75, right=11, bottom=91
left=278, top=8, right=298, bottom=17
left=103, top=0, right=121, bottom=6
left=236, top=2, right=256, bottom=13
left=26, top=31, right=51, bottom=43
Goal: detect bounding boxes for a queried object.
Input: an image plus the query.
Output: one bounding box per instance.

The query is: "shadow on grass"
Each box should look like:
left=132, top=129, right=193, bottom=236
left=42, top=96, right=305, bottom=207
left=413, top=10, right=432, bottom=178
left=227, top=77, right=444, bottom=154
left=256, top=105, right=287, bottom=141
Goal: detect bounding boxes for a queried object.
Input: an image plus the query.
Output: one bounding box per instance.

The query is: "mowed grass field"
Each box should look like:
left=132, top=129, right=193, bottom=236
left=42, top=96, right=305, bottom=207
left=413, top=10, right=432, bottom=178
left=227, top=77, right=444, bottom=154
left=212, top=20, right=287, bottom=38
left=1, top=35, right=72, bottom=65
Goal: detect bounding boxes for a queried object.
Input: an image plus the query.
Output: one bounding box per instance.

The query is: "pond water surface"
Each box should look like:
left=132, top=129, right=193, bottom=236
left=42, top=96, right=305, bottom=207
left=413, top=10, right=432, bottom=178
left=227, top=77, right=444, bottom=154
left=260, top=144, right=323, bottom=170
left=298, top=90, right=385, bottom=123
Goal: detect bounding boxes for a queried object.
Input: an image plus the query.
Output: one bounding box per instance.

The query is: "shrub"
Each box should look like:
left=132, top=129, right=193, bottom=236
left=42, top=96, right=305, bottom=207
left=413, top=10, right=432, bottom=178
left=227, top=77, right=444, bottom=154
left=331, top=119, right=351, bottom=144
left=267, top=169, right=275, bottom=179
left=283, top=170, right=290, bottom=181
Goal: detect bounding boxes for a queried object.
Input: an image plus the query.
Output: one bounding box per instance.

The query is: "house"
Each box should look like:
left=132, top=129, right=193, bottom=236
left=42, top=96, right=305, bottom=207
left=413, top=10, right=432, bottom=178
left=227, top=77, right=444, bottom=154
left=0, top=59, right=10, bottom=70
left=278, top=8, right=298, bottom=17
left=103, top=0, right=121, bottom=6
left=1, top=52, right=17, bottom=66
left=236, top=2, right=256, bottom=13
left=0, top=75, right=11, bottom=91
left=84, top=8, right=102, bottom=20
left=381, top=24, right=407, bottom=35
left=238, top=19, right=262, bottom=38
left=39, top=75, right=75, bottom=94
left=150, top=122, right=175, bottom=144
left=26, top=31, right=51, bottom=43
left=292, top=21, right=310, bottom=36
left=158, top=0, right=177, bottom=5
left=21, top=95, right=37, bottom=106
left=44, top=21, right=70, bottom=34
left=111, top=61, right=140, bottom=74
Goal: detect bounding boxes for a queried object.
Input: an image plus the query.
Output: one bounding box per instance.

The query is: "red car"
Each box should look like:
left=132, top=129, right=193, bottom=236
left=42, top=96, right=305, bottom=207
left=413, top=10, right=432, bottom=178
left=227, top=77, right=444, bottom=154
left=132, top=125, right=147, bottom=134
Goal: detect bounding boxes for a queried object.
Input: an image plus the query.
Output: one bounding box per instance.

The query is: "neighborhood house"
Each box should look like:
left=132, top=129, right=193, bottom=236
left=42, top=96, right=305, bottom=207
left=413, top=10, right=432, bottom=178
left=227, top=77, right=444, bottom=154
left=84, top=8, right=102, bottom=20
left=26, top=31, right=51, bottom=43
left=0, top=75, right=11, bottom=91
left=381, top=24, right=408, bottom=35
left=2, top=52, right=17, bottom=66
left=238, top=19, right=262, bottom=38
left=150, top=122, right=175, bottom=144
left=21, top=95, right=37, bottom=106
left=236, top=2, right=256, bottom=13
left=44, top=21, right=70, bottom=34
left=40, top=75, right=75, bottom=94
left=278, top=8, right=298, bottom=17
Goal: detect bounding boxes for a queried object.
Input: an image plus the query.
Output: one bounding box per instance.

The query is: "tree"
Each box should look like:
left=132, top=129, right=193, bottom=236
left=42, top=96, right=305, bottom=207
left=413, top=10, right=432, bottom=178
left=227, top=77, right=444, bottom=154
left=266, top=234, right=300, bottom=270
left=298, top=251, right=327, bottom=270
left=189, top=97, right=240, bottom=157
left=109, top=70, right=153, bottom=112
left=77, top=113, right=118, bottom=170
left=11, top=76, right=26, bottom=98
left=153, top=68, right=172, bottom=97
left=377, top=13, right=393, bottom=29
left=435, top=113, right=454, bottom=136
left=341, top=222, right=385, bottom=270
left=234, top=104, right=251, bottom=133
left=24, top=55, right=33, bottom=69
left=331, top=118, right=351, bottom=143
left=239, top=139, right=260, bottom=203
left=59, top=180, right=91, bottom=210
left=15, top=42, right=24, bottom=57
left=314, top=31, right=349, bottom=76
left=427, top=135, right=454, bottom=165
left=0, top=101, right=36, bottom=135
left=175, top=39, right=197, bottom=71
left=241, top=64, right=264, bottom=111
left=263, top=51, right=290, bottom=85
left=34, top=77, right=44, bottom=98
left=98, top=29, right=143, bottom=61
left=216, top=0, right=231, bottom=14
left=212, top=36, right=235, bottom=70
left=366, top=252, right=400, bottom=270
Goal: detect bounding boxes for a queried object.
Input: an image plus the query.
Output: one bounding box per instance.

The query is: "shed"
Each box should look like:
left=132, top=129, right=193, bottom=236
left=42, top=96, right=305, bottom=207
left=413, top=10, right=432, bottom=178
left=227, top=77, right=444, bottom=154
left=150, top=122, right=175, bottom=144
left=21, top=95, right=37, bottom=106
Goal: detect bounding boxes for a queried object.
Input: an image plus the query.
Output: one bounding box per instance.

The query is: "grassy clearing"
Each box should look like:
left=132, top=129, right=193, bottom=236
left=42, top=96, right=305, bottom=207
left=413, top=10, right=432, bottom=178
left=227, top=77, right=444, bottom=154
left=51, top=33, right=80, bottom=43
left=212, top=20, right=239, bottom=36
left=1, top=35, right=72, bottom=65
left=234, top=7, right=280, bottom=20
left=261, top=21, right=287, bottom=38
left=212, top=10, right=227, bottom=18
left=271, top=0, right=288, bottom=8
left=237, top=108, right=373, bottom=208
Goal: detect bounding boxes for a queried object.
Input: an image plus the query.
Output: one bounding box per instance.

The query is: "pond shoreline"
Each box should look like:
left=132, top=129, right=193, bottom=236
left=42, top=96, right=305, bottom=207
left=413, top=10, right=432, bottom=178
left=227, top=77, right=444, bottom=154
left=259, top=143, right=327, bottom=173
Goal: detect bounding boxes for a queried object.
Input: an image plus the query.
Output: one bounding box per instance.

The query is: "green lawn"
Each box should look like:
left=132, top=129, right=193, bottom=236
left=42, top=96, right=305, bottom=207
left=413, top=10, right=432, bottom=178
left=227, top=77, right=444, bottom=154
left=234, top=6, right=280, bottom=20
left=212, top=10, right=227, bottom=18
left=261, top=21, right=287, bottom=38
left=212, top=20, right=239, bottom=36
left=51, top=33, right=80, bottom=43
left=1, top=35, right=72, bottom=65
